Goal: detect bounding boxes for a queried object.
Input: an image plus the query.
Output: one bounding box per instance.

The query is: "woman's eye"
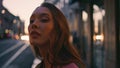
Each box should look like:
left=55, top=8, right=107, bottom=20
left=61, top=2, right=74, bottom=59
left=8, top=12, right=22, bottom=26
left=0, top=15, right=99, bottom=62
left=40, top=19, right=49, bottom=23
left=30, top=20, right=34, bottom=24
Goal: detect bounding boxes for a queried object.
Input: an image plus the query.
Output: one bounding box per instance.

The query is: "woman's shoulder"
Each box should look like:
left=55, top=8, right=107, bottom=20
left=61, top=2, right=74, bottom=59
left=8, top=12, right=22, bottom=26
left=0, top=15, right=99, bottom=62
left=61, top=63, right=79, bottom=68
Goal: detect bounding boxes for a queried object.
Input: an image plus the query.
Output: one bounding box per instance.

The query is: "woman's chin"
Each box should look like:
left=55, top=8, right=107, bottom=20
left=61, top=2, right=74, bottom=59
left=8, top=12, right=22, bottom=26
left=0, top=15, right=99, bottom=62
left=30, top=41, right=44, bottom=47
left=29, top=39, right=49, bottom=47
left=30, top=41, right=39, bottom=46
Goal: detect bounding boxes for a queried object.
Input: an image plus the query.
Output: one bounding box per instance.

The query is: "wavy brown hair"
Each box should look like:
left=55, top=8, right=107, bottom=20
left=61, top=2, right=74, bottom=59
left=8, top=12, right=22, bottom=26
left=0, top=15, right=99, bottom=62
left=31, top=2, right=85, bottom=68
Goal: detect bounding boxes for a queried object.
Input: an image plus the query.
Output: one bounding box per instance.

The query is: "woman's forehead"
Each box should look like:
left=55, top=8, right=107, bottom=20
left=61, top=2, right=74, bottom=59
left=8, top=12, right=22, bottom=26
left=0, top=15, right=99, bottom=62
left=32, top=6, right=51, bottom=15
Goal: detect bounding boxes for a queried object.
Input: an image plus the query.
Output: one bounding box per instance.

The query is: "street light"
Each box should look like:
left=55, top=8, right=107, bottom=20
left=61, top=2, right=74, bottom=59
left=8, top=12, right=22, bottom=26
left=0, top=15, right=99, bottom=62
left=1, top=9, right=5, bottom=14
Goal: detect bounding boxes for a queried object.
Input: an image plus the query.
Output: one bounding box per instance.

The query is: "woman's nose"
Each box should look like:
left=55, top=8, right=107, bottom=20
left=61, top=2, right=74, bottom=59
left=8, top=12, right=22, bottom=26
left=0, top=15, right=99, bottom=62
left=31, top=20, right=39, bottom=29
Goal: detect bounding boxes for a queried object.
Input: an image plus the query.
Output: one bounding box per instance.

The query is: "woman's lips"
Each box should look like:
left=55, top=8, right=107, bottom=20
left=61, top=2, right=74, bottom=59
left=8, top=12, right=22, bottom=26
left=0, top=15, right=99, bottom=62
left=30, top=31, right=41, bottom=37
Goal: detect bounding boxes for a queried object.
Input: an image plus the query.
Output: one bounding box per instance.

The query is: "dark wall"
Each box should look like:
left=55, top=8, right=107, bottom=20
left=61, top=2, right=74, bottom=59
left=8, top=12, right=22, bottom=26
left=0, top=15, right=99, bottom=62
left=116, top=0, right=120, bottom=68
left=104, top=0, right=116, bottom=68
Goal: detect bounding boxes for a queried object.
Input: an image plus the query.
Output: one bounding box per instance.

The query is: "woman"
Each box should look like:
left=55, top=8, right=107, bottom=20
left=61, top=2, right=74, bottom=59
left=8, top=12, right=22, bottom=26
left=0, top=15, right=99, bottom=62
left=28, top=2, right=85, bottom=68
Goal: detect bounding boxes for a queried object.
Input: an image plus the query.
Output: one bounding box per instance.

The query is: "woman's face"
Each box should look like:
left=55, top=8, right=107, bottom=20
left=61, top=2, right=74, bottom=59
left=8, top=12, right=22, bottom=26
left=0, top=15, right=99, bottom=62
left=28, top=6, right=54, bottom=46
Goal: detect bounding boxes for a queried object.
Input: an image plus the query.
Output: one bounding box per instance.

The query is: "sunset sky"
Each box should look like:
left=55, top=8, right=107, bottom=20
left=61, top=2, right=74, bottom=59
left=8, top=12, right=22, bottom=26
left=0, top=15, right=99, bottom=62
left=3, top=0, right=44, bottom=33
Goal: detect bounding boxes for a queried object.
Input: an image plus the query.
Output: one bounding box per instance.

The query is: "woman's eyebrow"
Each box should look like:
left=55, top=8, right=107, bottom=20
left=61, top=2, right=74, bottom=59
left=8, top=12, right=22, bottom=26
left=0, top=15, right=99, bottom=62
left=39, top=13, right=50, bottom=17
left=30, top=13, right=50, bottom=19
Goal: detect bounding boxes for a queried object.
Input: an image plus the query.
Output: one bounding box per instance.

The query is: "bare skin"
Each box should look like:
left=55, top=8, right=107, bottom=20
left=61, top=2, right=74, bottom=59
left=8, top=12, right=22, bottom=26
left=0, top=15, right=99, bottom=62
left=28, top=6, right=54, bottom=68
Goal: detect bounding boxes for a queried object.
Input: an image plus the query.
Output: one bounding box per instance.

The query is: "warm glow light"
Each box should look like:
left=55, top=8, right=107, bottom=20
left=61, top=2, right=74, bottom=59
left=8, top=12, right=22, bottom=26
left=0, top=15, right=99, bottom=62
left=69, top=35, right=73, bottom=43
left=102, top=9, right=105, bottom=16
left=82, top=11, right=88, bottom=22
left=93, top=4, right=99, bottom=11
left=21, top=35, right=29, bottom=41
left=1, top=9, right=6, bottom=14
left=93, top=35, right=104, bottom=41
left=96, top=35, right=103, bottom=40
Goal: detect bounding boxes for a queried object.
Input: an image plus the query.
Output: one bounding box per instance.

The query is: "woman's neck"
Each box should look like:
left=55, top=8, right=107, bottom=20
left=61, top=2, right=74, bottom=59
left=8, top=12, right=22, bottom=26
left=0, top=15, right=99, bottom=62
left=38, top=44, right=48, bottom=59
left=38, top=44, right=52, bottom=68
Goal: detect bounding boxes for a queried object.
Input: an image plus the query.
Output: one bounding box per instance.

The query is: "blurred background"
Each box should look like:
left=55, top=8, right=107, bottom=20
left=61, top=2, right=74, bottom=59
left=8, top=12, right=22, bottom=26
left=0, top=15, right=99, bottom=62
left=0, top=0, right=120, bottom=68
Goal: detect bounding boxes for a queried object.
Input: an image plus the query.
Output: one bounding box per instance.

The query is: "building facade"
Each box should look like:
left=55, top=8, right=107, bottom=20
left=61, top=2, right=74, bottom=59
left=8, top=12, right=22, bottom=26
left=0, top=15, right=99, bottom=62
left=45, top=0, right=119, bottom=68
left=0, top=0, right=25, bottom=39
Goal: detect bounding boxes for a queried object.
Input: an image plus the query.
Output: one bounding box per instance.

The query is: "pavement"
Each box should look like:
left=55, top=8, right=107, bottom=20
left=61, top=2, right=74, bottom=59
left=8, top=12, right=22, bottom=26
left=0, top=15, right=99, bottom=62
left=0, top=38, right=35, bottom=68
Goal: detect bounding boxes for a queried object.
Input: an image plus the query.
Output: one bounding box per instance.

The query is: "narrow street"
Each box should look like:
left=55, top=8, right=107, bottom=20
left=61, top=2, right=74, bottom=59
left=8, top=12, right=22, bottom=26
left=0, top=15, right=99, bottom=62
left=0, top=38, right=35, bottom=68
